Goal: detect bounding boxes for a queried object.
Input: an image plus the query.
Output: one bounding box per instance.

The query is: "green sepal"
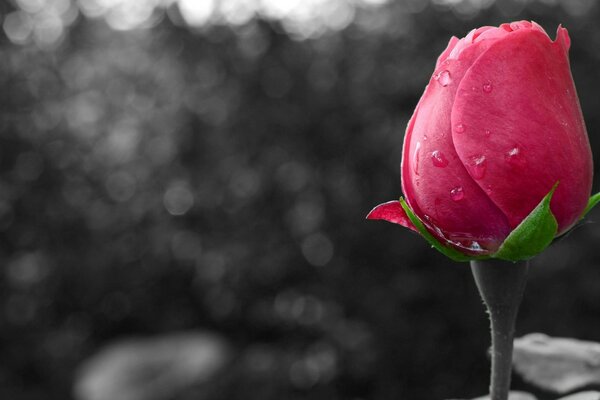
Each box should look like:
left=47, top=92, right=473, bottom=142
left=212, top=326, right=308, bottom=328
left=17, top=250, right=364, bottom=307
left=493, top=183, right=559, bottom=262
left=399, top=198, right=485, bottom=263
left=581, top=192, right=600, bottom=219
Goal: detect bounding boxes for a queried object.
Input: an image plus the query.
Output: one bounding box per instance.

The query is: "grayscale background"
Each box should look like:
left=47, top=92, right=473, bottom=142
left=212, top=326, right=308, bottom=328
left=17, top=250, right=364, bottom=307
left=0, top=0, right=599, bottom=399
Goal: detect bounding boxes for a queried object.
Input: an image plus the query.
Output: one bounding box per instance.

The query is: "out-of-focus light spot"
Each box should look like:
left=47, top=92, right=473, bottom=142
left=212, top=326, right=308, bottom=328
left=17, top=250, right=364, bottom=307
left=77, top=0, right=106, bottom=18
left=195, top=252, right=227, bottom=283
left=3, top=11, right=34, bottom=45
left=259, top=0, right=301, bottom=18
left=322, top=1, right=355, bottom=31
left=105, top=1, right=163, bottom=30
left=287, top=198, right=324, bottom=235
left=275, top=291, right=325, bottom=325
left=17, top=0, right=47, bottom=14
left=12, top=0, right=77, bottom=48
left=164, top=182, right=194, bottom=216
left=105, top=171, right=136, bottom=202
left=276, top=161, right=310, bottom=193
left=178, top=0, right=215, bottom=27
left=229, top=169, right=261, bottom=199
left=13, top=0, right=412, bottom=42
left=301, top=233, right=334, bottom=267
left=33, top=11, right=65, bottom=48
left=66, top=91, right=105, bottom=136
left=97, top=119, right=140, bottom=163
left=50, top=0, right=74, bottom=15
left=219, top=0, right=255, bottom=25
left=361, top=0, right=388, bottom=5
left=6, top=253, right=48, bottom=287
left=76, top=0, right=166, bottom=30
left=146, top=136, right=176, bottom=165
left=288, top=342, right=338, bottom=389
left=289, top=358, right=320, bottom=389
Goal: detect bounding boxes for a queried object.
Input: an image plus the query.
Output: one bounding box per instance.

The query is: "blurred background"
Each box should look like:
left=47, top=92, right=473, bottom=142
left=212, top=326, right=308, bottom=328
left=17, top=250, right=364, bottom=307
left=1, top=0, right=600, bottom=399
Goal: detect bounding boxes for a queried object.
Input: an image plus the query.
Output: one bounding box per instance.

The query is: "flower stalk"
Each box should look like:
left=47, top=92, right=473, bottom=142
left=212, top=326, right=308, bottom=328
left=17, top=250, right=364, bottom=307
left=470, top=259, right=529, bottom=400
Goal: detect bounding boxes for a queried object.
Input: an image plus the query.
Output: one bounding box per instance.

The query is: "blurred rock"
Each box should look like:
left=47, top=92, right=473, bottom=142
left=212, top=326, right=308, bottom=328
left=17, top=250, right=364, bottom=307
left=557, top=392, right=600, bottom=400
left=467, top=391, right=537, bottom=400
left=513, top=333, right=600, bottom=394
left=73, top=331, right=232, bottom=400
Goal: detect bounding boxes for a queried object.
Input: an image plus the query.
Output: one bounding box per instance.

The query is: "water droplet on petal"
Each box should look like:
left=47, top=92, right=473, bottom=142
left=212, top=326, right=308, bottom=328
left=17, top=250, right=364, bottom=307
left=483, top=81, right=493, bottom=93
left=485, top=185, right=493, bottom=195
left=505, top=146, right=526, bottom=168
left=423, top=135, right=428, bottom=141
left=467, top=155, right=487, bottom=179
left=430, top=150, right=449, bottom=168
left=455, top=123, right=465, bottom=133
left=450, top=186, right=464, bottom=201
left=469, top=241, right=483, bottom=251
left=412, top=142, right=421, bottom=175
left=435, top=70, right=452, bottom=87
left=484, top=129, right=491, bottom=137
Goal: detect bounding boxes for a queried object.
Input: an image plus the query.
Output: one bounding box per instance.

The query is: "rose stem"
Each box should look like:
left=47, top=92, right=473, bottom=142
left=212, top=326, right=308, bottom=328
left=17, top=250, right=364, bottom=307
left=470, top=259, right=529, bottom=400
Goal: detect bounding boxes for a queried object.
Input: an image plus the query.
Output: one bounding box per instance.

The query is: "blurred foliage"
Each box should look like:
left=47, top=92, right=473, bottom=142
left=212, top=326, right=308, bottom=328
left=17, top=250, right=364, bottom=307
left=1, top=0, right=600, bottom=399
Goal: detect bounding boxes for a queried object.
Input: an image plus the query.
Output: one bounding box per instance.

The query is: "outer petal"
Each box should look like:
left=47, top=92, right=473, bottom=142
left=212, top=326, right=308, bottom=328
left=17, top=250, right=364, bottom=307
left=451, top=28, right=593, bottom=233
left=366, top=200, right=418, bottom=232
left=436, top=36, right=460, bottom=69
left=401, top=39, right=511, bottom=253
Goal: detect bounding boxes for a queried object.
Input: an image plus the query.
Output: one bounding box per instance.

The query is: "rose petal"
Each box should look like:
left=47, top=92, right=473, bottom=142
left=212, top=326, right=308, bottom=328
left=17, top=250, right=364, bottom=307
left=451, top=28, right=593, bottom=233
left=366, top=200, right=418, bottom=232
left=436, top=36, right=460, bottom=68
left=401, top=38, right=511, bottom=253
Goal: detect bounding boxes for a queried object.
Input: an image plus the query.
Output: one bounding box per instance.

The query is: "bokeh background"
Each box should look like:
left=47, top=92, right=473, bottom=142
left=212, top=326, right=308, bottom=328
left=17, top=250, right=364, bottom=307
left=1, top=0, right=600, bottom=399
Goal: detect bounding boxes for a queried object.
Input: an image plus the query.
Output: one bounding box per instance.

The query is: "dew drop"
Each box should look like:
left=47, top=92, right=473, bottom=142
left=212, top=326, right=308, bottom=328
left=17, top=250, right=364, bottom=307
left=455, top=123, right=465, bottom=133
left=483, top=81, right=493, bottom=93
left=485, top=185, right=493, bottom=195
left=412, top=142, right=421, bottom=175
left=450, top=186, right=464, bottom=201
left=505, top=146, right=526, bottom=168
left=435, top=70, right=452, bottom=87
left=484, top=129, right=491, bottom=137
left=430, top=150, right=449, bottom=168
left=467, top=155, right=487, bottom=179
left=469, top=241, right=483, bottom=252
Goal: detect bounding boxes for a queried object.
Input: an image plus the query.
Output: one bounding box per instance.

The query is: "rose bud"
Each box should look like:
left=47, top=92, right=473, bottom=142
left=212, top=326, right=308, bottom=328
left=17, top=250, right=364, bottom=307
left=368, top=21, right=596, bottom=261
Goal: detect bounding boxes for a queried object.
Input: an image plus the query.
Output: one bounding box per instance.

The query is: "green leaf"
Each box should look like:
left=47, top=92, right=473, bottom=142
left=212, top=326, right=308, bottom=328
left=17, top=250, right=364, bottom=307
left=493, top=183, right=559, bottom=261
left=399, top=198, right=482, bottom=263
left=581, top=192, right=600, bottom=219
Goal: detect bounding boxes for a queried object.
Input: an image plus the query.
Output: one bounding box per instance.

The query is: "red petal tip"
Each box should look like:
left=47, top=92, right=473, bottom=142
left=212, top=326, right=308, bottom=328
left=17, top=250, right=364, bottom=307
left=366, top=200, right=417, bottom=232
left=555, top=25, right=570, bottom=52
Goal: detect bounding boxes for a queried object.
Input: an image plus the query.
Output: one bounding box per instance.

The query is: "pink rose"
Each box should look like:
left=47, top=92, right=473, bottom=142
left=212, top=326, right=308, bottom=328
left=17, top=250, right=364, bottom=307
left=368, top=21, right=593, bottom=256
